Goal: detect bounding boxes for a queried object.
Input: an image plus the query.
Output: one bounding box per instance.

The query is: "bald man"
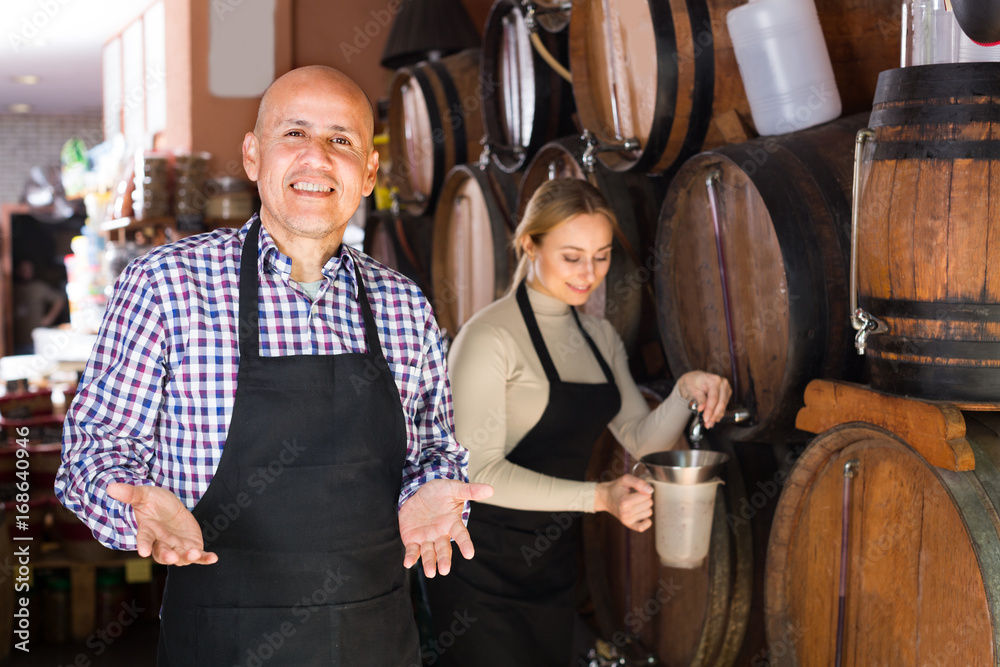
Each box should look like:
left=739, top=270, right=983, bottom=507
left=57, top=66, right=491, bottom=666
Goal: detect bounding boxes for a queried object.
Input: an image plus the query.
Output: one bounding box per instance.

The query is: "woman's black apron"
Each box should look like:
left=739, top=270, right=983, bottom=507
left=157, top=218, right=420, bottom=666
left=424, top=281, right=621, bottom=666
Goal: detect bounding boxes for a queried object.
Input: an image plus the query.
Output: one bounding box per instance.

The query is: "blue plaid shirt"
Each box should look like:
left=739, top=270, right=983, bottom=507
left=57, top=216, right=468, bottom=550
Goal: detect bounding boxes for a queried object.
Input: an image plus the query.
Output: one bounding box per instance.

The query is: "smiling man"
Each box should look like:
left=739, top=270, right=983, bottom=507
left=57, top=66, right=491, bottom=666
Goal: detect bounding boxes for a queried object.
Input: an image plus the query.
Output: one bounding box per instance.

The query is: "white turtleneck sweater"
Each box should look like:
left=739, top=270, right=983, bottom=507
left=448, top=284, right=692, bottom=514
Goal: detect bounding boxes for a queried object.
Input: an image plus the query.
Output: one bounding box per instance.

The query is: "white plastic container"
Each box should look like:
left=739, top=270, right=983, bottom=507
left=650, top=478, right=722, bottom=569
left=727, top=0, right=842, bottom=136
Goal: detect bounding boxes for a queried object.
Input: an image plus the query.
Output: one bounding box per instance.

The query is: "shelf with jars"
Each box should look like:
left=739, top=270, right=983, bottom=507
left=100, top=151, right=258, bottom=247
left=99, top=215, right=244, bottom=246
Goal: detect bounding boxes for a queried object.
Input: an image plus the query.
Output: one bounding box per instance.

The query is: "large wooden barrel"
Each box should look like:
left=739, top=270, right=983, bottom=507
left=388, top=49, right=485, bottom=216
left=765, top=414, right=1000, bottom=666
left=654, top=114, right=869, bottom=443
left=583, top=386, right=796, bottom=666
left=363, top=210, right=434, bottom=299
left=518, top=136, right=667, bottom=379
left=567, top=0, right=749, bottom=174
left=481, top=0, right=577, bottom=173
left=431, top=163, right=519, bottom=339
left=566, top=0, right=898, bottom=175
left=857, top=63, right=1000, bottom=404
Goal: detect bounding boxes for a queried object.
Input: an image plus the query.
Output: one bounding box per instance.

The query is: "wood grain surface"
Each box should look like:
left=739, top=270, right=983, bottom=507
left=765, top=418, right=1000, bottom=666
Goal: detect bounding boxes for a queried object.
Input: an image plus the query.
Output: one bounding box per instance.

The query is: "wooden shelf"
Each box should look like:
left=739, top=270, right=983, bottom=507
left=99, top=216, right=174, bottom=233
left=100, top=216, right=241, bottom=245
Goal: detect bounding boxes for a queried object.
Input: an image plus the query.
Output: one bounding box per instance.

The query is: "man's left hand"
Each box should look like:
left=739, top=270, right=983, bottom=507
left=399, top=479, right=493, bottom=578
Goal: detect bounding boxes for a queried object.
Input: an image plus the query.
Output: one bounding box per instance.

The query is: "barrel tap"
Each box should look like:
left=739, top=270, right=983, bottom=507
left=580, top=130, right=640, bottom=173
left=688, top=400, right=753, bottom=447
left=852, top=309, right=879, bottom=355
left=848, top=128, right=888, bottom=355
left=478, top=139, right=493, bottom=170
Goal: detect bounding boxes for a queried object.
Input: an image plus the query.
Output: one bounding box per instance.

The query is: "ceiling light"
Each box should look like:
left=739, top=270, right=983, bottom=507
left=9, top=104, right=32, bottom=114
left=12, top=75, right=39, bottom=85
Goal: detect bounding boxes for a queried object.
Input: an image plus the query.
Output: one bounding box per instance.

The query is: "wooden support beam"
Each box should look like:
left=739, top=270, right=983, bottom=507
left=795, top=379, right=975, bottom=471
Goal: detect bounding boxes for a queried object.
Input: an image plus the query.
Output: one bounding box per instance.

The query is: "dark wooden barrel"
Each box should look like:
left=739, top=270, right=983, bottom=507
left=765, top=415, right=1000, bottom=666
left=654, top=114, right=869, bottom=443
left=566, top=0, right=898, bottom=175
left=583, top=386, right=794, bottom=667
left=857, top=63, right=1000, bottom=405
left=388, top=49, right=485, bottom=216
left=363, top=210, right=434, bottom=299
left=431, top=163, right=519, bottom=339
left=518, top=136, right=667, bottom=379
left=481, top=0, right=577, bottom=173
left=567, top=0, right=749, bottom=174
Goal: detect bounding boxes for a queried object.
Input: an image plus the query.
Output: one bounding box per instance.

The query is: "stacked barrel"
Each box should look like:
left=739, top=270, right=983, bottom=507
left=763, top=62, right=1000, bottom=666
left=371, top=1, right=976, bottom=665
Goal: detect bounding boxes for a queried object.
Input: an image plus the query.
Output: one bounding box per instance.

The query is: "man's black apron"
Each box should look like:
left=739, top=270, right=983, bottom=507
left=424, top=281, right=621, bottom=667
left=157, top=218, right=419, bottom=666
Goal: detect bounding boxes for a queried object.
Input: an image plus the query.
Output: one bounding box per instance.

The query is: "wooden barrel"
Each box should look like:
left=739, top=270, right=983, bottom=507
left=566, top=0, right=898, bottom=175
left=567, top=0, right=749, bottom=174
left=363, top=210, right=434, bottom=299
left=518, top=136, right=667, bottom=379
left=857, top=63, right=1000, bottom=405
left=481, top=0, right=577, bottom=173
left=583, top=385, right=795, bottom=667
left=388, top=49, right=485, bottom=216
left=765, top=414, right=1000, bottom=666
left=431, top=163, right=519, bottom=339
left=654, top=114, right=869, bottom=443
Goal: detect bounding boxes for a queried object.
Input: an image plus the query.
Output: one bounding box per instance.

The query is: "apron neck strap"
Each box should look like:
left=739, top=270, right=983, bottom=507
left=569, top=307, right=616, bottom=384
left=239, top=218, right=263, bottom=360
left=516, top=281, right=560, bottom=381
left=238, top=218, right=384, bottom=361
left=351, top=256, right=385, bottom=361
left=516, top=281, right=616, bottom=384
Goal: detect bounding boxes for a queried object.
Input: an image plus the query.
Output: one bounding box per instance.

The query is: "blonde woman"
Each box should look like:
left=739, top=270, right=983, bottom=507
left=423, top=178, right=731, bottom=666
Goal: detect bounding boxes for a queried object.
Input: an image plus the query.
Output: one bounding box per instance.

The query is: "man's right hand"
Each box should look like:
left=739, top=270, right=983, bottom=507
left=107, top=483, right=218, bottom=566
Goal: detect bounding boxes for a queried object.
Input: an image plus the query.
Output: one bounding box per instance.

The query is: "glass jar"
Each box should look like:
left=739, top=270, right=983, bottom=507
left=902, top=0, right=960, bottom=65
left=205, top=177, right=256, bottom=222
left=173, top=151, right=211, bottom=232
